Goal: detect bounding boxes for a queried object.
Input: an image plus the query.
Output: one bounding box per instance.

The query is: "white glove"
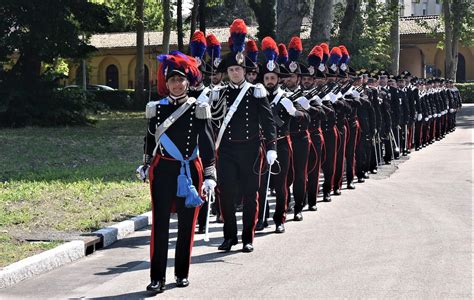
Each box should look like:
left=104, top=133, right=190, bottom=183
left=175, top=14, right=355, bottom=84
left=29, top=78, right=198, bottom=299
left=201, top=179, right=217, bottom=195
left=311, top=95, right=323, bottom=106
left=136, top=165, right=149, bottom=182
left=352, top=90, right=360, bottom=98
left=417, top=114, right=422, bottom=121
left=296, top=96, right=311, bottom=110
left=328, top=92, right=338, bottom=103
left=424, top=117, right=429, bottom=122
left=449, top=108, right=454, bottom=113
left=428, top=115, right=432, bottom=119
left=280, top=97, right=297, bottom=116
left=266, top=150, right=277, bottom=166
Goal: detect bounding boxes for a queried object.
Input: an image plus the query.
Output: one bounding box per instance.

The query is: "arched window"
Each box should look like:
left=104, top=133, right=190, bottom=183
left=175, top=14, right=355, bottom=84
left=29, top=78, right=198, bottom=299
left=456, top=53, right=466, bottom=83
left=106, top=64, right=119, bottom=89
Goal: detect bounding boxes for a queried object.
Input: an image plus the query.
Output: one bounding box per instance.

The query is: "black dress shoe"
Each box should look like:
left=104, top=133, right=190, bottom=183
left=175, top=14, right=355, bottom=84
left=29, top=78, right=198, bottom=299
left=370, top=169, right=378, bottom=174
left=275, top=224, right=285, bottom=233
left=384, top=160, right=391, bottom=165
left=308, top=205, right=317, bottom=211
left=323, top=193, right=332, bottom=202
left=218, top=238, right=237, bottom=251
left=363, top=172, right=370, bottom=179
left=242, top=243, right=254, bottom=253
left=176, top=277, right=189, bottom=287
left=333, top=189, right=341, bottom=196
left=255, top=220, right=265, bottom=231
left=294, top=212, right=303, bottom=221
left=146, top=279, right=166, bottom=293
left=347, top=182, right=355, bottom=189
left=357, top=177, right=365, bottom=183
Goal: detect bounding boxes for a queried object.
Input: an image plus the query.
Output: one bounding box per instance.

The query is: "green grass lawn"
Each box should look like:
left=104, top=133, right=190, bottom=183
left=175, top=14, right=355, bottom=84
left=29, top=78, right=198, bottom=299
left=0, top=111, right=151, bottom=267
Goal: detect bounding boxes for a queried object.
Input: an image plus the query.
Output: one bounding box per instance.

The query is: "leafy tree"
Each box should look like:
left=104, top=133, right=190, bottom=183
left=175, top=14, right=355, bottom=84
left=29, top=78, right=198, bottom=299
left=442, top=0, right=473, bottom=80
left=0, top=0, right=110, bottom=127
left=91, top=0, right=163, bottom=32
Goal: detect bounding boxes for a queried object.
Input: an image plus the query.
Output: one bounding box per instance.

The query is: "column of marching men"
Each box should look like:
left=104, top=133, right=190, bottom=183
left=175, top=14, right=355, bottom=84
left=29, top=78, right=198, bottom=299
left=137, top=19, right=462, bottom=293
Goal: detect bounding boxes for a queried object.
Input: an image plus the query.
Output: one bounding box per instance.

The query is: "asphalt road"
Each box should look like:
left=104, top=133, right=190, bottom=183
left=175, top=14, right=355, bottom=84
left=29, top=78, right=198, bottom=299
left=2, top=105, right=472, bottom=299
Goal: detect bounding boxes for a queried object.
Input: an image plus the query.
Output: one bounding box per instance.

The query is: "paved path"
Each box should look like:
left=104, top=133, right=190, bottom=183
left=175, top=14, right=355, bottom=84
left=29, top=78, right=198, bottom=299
left=2, top=105, right=472, bottom=299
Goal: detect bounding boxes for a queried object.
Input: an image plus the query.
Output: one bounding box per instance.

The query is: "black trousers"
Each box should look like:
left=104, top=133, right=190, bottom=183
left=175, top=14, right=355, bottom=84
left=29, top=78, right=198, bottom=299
left=269, top=137, right=291, bottom=225
left=333, top=123, right=347, bottom=191
left=345, top=121, right=360, bottom=184
left=415, top=121, right=423, bottom=148
left=356, top=135, right=371, bottom=178
left=322, top=126, right=338, bottom=195
left=383, top=136, right=393, bottom=162
left=286, top=132, right=310, bottom=214
left=369, top=137, right=380, bottom=171
left=149, top=156, right=201, bottom=281
left=307, top=130, right=323, bottom=207
left=217, top=141, right=261, bottom=245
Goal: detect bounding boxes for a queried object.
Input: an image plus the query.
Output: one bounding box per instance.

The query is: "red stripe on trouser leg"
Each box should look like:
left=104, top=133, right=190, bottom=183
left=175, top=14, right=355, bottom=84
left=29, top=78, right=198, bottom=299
left=331, top=126, right=339, bottom=190
left=148, top=155, right=162, bottom=260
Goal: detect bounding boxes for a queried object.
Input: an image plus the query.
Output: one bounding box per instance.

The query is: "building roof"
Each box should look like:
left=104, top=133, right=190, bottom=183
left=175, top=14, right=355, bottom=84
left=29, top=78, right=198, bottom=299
left=400, top=15, right=442, bottom=36
left=89, top=15, right=441, bottom=49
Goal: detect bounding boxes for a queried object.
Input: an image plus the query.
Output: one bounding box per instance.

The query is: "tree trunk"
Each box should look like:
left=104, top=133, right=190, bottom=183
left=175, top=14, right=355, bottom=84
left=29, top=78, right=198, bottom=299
left=310, top=0, right=334, bottom=44
left=190, top=0, right=198, bottom=38
left=248, top=0, right=277, bottom=40
left=277, top=0, right=310, bottom=43
left=443, top=0, right=459, bottom=80
left=389, top=0, right=400, bottom=75
left=162, top=0, right=171, bottom=54
left=199, top=0, right=206, bottom=33
left=135, top=0, right=144, bottom=104
left=177, top=0, right=184, bottom=52
left=338, top=0, right=360, bottom=46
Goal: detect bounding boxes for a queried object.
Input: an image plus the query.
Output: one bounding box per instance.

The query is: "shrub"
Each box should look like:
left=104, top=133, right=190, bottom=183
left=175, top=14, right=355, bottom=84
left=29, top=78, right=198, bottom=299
left=455, top=83, right=474, bottom=103
left=0, top=80, right=100, bottom=127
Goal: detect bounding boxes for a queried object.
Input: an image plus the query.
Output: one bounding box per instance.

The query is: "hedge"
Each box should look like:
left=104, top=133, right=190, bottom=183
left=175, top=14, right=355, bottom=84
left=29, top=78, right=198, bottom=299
left=90, top=90, right=162, bottom=110
left=455, top=83, right=474, bottom=103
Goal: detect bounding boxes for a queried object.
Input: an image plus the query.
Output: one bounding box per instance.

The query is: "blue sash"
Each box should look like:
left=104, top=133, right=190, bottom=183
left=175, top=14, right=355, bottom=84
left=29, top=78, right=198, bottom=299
left=159, top=133, right=203, bottom=208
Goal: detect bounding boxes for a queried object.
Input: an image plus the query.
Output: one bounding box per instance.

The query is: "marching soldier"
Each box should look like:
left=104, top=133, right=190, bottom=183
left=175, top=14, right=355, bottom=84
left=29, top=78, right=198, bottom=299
left=283, top=37, right=311, bottom=221
left=260, top=36, right=307, bottom=232
left=306, top=45, right=328, bottom=210
left=214, top=19, right=277, bottom=253
left=139, top=51, right=216, bottom=292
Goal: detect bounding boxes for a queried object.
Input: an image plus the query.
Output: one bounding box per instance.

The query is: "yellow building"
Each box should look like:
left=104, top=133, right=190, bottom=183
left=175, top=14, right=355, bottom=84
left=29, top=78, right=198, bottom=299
left=399, top=16, right=473, bottom=81
left=69, top=16, right=473, bottom=89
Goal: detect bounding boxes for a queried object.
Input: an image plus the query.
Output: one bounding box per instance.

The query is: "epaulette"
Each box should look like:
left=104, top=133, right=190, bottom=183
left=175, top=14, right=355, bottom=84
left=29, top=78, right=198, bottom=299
left=145, top=98, right=169, bottom=119
left=253, top=83, right=268, bottom=98
left=209, top=85, right=226, bottom=102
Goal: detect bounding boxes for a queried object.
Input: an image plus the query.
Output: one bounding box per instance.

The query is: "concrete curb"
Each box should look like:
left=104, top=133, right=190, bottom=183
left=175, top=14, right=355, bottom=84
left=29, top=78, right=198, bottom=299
left=0, top=211, right=152, bottom=289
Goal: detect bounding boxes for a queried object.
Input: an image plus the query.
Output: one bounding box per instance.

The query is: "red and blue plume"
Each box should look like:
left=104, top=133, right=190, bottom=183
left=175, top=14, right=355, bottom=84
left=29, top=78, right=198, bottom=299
left=206, top=33, right=221, bottom=60
left=245, top=39, right=259, bottom=63
left=262, top=37, right=279, bottom=62
left=339, top=45, right=350, bottom=64
left=277, top=43, right=288, bottom=64
left=229, top=19, right=247, bottom=53
left=307, top=46, right=323, bottom=67
left=288, top=37, right=303, bottom=62
left=320, top=43, right=330, bottom=64
left=156, top=51, right=202, bottom=96
left=328, top=47, right=342, bottom=66
left=190, top=31, right=207, bottom=59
